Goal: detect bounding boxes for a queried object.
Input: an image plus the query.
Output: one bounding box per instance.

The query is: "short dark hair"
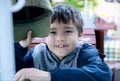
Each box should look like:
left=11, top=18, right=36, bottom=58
left=51, top=4, right=84, bottom=34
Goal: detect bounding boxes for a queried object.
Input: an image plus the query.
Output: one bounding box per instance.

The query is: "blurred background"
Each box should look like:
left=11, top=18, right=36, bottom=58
left=51, top=0, right=120, bottom=38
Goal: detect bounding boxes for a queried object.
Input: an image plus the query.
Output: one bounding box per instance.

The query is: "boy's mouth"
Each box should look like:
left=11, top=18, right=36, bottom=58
left=56, top=44, right=68, bottom=48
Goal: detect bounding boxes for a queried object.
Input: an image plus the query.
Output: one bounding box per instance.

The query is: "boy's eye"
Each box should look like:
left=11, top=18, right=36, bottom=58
left=65, top=30, right=73, bottom=33
left=50, top=31, right=56, bottom=34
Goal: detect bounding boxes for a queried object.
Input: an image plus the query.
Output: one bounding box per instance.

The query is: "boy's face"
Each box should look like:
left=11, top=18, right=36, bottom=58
left=46, top=20, right=81, bottom=60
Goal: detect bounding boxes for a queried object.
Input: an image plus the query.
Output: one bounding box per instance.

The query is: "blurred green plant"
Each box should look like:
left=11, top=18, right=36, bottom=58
left=52, top=0, right=98, bottom=11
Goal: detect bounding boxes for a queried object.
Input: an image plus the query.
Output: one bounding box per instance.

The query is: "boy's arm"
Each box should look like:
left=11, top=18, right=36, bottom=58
left=15, top=31, right=34, bottom=71
left=15, top=68, right=51, bottom=81
left=14, top=42, right=28, bottom=71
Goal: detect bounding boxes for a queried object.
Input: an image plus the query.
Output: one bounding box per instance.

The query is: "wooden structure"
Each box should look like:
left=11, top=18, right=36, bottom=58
left=82, top=28, right=104, bottom=54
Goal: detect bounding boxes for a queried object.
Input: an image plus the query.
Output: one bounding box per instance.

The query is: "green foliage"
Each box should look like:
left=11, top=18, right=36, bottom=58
left=64, top=0, right=85, bottom=11
left=52, top=0, right=98, bottom=11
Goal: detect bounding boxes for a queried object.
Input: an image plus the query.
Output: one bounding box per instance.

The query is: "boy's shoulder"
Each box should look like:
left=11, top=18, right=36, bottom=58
left=31, top=43, right=48, bottom=56
left=77, top=42, right=102, bottom=62
left=79, top=42, right=99, bottom=57
left=34, top=43, right=47, bottom=50
left=81, top=42, right=98, bottom=52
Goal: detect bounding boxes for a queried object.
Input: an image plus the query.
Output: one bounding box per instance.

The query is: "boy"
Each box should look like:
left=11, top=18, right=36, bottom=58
left=15, top=4, right=112, bottom=81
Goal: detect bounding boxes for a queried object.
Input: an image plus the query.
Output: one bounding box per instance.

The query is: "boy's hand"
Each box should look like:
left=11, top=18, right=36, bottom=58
left=19, top=31, right=33, bottom=48
left=15, top=68, right=51, bottom=81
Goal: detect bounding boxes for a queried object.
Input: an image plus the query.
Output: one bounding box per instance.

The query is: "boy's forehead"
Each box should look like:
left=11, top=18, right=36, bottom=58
left=51, top=19, right=75, bottom=25
left=50, top=20, right=77, bottom=29
left=50, top=26, right=74, bottom=29
left=52, top=19, right=74, bottom=24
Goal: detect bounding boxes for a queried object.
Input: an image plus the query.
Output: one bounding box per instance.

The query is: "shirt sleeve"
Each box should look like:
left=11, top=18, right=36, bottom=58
left=14, top=42, right=34, bottom=72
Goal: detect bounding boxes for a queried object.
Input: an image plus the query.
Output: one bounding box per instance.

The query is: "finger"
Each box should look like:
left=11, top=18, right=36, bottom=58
left=27, top=31, right=32, bottom=39
left=18, top=76, right=25, bottom=81
left=27, top=31, right=31, bottom=40
left=14, top=71, right=22, bottom=81
left=27, top=31, right=33, bottom=42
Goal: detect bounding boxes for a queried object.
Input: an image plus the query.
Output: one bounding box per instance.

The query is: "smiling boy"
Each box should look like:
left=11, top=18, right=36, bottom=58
left=15, top=4, right=112, bottom=81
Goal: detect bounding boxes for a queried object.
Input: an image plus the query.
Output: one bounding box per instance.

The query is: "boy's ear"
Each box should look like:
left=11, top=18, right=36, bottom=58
left=78, top=33, right=83, bottom=41
left=79, top=33, right=83, bottom=37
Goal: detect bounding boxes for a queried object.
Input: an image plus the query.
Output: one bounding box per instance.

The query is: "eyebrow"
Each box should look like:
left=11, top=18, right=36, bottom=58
left=65, top=26, right=74, bottom=30
left=50, top=26, right=74, bottom=30
left=50, top=28, right=56, bottom=30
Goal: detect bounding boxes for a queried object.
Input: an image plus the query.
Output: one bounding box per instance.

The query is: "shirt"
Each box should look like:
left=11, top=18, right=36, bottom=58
left=15, top=42, right=112, bottom=81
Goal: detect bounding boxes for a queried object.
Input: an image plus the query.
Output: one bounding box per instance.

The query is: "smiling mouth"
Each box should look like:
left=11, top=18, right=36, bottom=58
left=56, top=44, right=68, bottom=48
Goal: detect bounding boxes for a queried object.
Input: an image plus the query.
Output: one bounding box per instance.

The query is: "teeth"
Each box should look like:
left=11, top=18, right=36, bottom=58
left=56, top=44, right=66, bottom=47
left=59, top=45, right=64, bottom=47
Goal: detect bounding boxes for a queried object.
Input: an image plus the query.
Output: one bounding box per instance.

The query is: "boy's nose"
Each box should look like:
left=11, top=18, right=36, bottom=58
left=56, top=34, right=65, bottom=41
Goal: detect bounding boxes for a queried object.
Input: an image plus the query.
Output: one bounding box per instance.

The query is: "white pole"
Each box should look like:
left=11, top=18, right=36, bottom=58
left=0, top=0, right=26, bottom=80
left=0, top=0, right=15, bottom=80
left=0, top=0, right=15, bottom=81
